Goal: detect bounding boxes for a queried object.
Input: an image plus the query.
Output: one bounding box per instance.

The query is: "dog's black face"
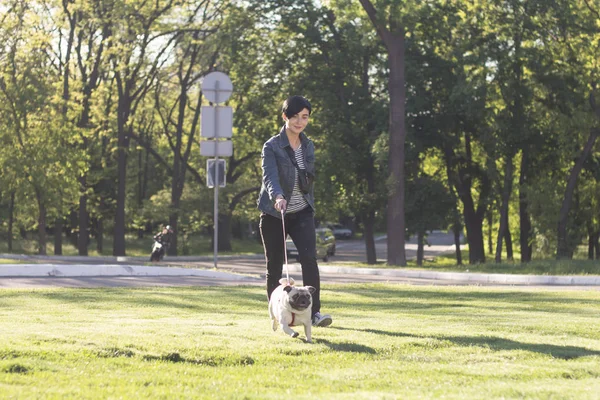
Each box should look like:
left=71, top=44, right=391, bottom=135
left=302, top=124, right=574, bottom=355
left=283, top=285, right=315, bottom=311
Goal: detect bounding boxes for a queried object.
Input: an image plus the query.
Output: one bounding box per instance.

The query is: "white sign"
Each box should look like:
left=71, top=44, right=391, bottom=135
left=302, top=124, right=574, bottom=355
left=200, top=72, right=234, bottom=271
left=207, top=159, right=226, bottom=188
left=200, top=140, right=233, bottom=157
left=201, top=106, right=232, bottom=138
left=201, top=71, right=233, bottom=104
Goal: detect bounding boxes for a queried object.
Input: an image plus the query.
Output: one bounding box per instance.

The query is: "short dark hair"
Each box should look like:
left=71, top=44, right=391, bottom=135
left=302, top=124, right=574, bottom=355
left=282, top=96, right=312, bottom=118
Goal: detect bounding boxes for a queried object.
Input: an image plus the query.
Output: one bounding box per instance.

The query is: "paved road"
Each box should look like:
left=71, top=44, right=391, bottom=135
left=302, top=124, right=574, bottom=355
left=333, top=231, right=460, bottom=263
left=0, top=255, right=464, bottom=289
left=1, top=231, right=598, bottom=290
left=1, top=255, right=599, bottom=290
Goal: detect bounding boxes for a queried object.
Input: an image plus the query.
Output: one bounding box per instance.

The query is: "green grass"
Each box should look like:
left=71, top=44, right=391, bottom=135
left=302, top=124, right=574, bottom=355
left=424, top=252, right=600, bottom=275
left=335, top=250, right=600, bottom=275
left=0, top=234, right=264, bottom=257
left=1, top=284, right=599, bottom=399
left=0, top=259, right=23, bottom=264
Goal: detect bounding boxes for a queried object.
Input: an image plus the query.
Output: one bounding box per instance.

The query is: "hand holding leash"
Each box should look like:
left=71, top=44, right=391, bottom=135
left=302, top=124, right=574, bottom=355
left=275, top=196, right=287, bottom=212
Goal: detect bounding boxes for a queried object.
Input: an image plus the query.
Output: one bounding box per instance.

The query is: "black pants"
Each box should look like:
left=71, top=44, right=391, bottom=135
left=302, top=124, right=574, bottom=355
left=259, top=206, right=321, bottom=315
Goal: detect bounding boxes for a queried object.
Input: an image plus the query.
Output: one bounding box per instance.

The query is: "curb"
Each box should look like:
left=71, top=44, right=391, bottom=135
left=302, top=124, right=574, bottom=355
left=287, top=264, right=600, bottom=286
left=2, top=255, right=599, bottom=286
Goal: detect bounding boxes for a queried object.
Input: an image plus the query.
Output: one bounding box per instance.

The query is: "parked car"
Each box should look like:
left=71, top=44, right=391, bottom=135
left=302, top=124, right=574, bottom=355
left=325, top=222, right=353, bottom=239
left=286, top=227, right=336, bottom=262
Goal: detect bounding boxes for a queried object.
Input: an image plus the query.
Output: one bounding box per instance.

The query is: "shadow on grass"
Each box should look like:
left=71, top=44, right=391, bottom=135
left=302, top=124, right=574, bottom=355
left=442, top=335, right=600, bottom=360
left=325, top=287, right=600, bottom=315
left=316, top=338, right=376, bottom=354
left=330, top=326, right=600, bottom=360
left=330, top=326, right=414, bottom=338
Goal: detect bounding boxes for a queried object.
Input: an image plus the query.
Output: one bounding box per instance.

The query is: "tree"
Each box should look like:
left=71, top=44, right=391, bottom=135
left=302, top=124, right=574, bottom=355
left=410, top=1, right=494, bottom=264
left=0, top=1, right=81, bottom=254
left=107, top=0, right=188, bottom=255
left=44, top=0, right=113, bottom=255
left=358, top=0, right=407, bottom=265
left=405, top=175, right=453, bottom=266
left=149, top=3, right=221, bottom=255
left=554, top=1, right=600, bottom=258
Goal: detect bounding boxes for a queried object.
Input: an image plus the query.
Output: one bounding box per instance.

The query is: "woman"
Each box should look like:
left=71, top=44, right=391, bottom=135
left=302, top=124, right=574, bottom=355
left=257, top=95, right=332, bottom=328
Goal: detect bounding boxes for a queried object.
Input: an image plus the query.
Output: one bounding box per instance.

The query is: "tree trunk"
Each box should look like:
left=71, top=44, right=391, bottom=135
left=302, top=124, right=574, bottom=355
left=75, top=23, right=106, bottom=257
left=113, top=103, right=131, bottom=256
left=595, top=231, right=600, bottom=260
left=168, top=211, right=180, bottom=256
left=504, top=215, right=513, bottom=260
left=452, top=223, right=462, bottom=266
left=557, top=128, right=599, bottom=258
left=519, top=149, right=532, bottom=262
left=385, top=32, right=407, bottom=266
left=35, top=188, right=47, bottom=255
left=495, top=156, right=514, bottom=263
left=463, top=202, right=486, bottom=264
left=69, top=210, right=78, bottom=247
left=8, top=191, right=15, bottom=252
left=444, top=137, right=487, bottom=264
left=446, top=177, right=463, bottom=266
left=218, top=212, right=232, bottom=252
left=78, top=176, right=89, bottom=256
left=364, top=157, right=378, bottom=264
left=358, top=0, right=406, bottom=266
left=96, top=217, right=104, bottom=254
left=169, top=152, right=183, bottom=256
left=54, top=219, right=63, bottom=255
left=213, top=185, right=258, bottom=254
left=137, top=134, right=148, bottom=240
left=363, top=210, right=377, bottom=264
left=587, top=228, right=595, bottom=260
left=487, top=209, right=493, bottom=255
left=113, top=139, right=127, bottom=256
left=416, top=229, right=425, bottom=266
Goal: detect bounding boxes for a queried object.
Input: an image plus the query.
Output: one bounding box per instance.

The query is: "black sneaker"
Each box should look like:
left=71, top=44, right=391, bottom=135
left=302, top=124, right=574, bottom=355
left=312, top=312, right=333, bottom=327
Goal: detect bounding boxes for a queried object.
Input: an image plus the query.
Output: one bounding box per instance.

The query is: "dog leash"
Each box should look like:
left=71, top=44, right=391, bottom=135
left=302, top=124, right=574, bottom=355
left=281, top=209, right=291, bottom=285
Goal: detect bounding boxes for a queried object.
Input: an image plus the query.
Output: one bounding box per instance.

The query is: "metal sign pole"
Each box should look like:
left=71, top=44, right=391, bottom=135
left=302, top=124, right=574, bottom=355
left=201, top=71, right=232, bottom=271
left=213, top=80, right=220, bottom=269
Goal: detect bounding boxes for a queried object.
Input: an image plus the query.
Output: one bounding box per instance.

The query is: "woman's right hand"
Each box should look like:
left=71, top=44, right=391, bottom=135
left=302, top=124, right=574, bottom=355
left=274, top=196, right=287, bottom=213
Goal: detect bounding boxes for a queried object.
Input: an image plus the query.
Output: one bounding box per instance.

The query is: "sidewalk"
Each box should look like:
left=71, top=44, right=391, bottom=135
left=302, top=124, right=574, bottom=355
left=0, top=253, right=264, bottom=264
left=1, top=254, right=600, bottom=286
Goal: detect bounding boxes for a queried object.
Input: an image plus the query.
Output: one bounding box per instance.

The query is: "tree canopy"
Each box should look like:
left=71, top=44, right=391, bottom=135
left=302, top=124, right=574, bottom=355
left=1, top=0, right=599, bottom=264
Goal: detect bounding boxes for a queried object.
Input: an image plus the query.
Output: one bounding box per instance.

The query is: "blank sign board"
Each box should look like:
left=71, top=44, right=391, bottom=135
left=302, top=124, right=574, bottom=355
left=200, top=140, right=233, bottom=157
left=201, top=72, right=233, bottom=104
left=201, top=106, right=232, bottom=138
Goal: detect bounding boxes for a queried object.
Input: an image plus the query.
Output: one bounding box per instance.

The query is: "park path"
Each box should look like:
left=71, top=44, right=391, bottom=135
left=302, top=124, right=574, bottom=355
left=1, top=231, right=599, bottom=289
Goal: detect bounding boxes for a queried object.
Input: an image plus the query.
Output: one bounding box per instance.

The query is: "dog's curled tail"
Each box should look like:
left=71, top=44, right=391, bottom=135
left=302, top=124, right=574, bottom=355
left=279, top=277, right=295, bottom=286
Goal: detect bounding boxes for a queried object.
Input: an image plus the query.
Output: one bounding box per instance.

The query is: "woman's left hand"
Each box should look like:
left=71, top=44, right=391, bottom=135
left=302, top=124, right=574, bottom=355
left=274, top=197, right=287, bottom=212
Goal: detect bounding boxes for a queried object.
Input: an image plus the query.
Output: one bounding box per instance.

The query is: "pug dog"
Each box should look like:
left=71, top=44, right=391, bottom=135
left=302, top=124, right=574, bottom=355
left=269, top=278, right=316, bottom=343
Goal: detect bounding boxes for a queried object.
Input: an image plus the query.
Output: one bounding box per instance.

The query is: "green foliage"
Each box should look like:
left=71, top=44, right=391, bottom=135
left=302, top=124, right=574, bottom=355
left=0, top=2, right=82, bottom=243
left=1, top=0, right=600, bottom=260
left=406, top=175, right=454, bottom=236
left=0, top=232, right=263, bottom=256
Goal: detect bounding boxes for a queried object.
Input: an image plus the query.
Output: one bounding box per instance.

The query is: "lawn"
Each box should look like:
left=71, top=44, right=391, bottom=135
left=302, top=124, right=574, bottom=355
left=1, top=284, right=599, bottom=399
left=334, top=249, right=600, bottom=275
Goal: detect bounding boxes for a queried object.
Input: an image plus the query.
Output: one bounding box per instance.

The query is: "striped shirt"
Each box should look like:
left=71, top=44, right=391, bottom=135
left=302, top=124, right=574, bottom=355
left=286, top=144, right=309, bottom=213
